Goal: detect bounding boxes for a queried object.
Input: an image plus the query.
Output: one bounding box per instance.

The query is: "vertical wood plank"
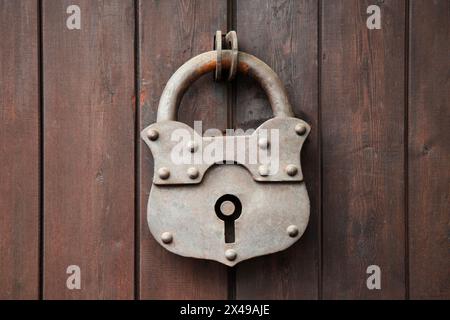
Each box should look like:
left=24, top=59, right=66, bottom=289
left=234, top=0, right=320, bottom=299
left=409, top=0, right=450, bottom=299
left=321, top=0, right=406, bottom=299
left=138, top=0, right=228, bottom=299
left=43, top=0, right=135, bottom=299
left=0, top=0, right=40, bottom=299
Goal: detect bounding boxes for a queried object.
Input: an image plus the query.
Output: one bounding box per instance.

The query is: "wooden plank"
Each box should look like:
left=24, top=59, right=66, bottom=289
left=0, top=0, right=40, bottom=299
left=321, top=0, right=406, bottom=299
left=43, top=0, right=135, bottom=299
left=138, top=0, right=228, bottom=299
left=234, top=0, right=320, bottom=299
left=408, top=0, right=450, bottom=299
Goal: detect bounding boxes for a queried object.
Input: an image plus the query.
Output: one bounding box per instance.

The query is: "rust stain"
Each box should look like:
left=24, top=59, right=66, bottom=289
left=139, top=91, right=147, bottom=106
left=238, top=62, right=250, bottom=74
left=196, top=59, right=245, bottom=76
left=196, top=60, right=216, bottom=74
left=132, top=91, right=147, bottom=107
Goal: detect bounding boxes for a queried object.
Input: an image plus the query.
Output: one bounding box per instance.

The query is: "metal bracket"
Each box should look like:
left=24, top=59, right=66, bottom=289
left=214, top=30, right=238, bottom=81
left=142, top=117, right=310, bottom=185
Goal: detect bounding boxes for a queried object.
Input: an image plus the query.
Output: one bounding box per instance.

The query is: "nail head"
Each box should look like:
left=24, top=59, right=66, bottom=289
left=258, top=138, right=270, bottom=150
left=187, top=141, right=199, bottom=153
left=161, top=232, right=173, bottom=244
left=187, top=167, right=199, bottom=179
left=295, top=123, right=307, bottom=136
left=287, top=225, right=299, bottom=237
left=286, top=164, right=298, bottom=177
left=225, top=249, right=237, bottom=261
left=258, top=165, right=269, bottom=177
left=158, top=167, right=170, bottom=180
left=147, top=129, right=159, bottom=141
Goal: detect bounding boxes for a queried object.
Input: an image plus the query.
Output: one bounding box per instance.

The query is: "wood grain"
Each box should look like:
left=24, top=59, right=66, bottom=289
left=234, top=0, right=320, bottom=299
left=321, top=0, right=406, bottom=299
left=408, top=0, right=450, bottom=299
left=43, top=0, right=135, bottom=299
left=138, top=0, right=228, bottom=299
left=1, top=0, right=449, bottom=300
left=0, top=0, right=40, bottom=299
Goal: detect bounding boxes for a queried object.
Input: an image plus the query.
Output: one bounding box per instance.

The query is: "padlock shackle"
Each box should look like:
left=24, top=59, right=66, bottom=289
left=157, top=51, right=295, bottom=122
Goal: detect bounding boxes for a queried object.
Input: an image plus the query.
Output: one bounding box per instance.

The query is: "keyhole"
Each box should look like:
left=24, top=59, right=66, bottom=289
left=215, top=194, right=242, bottom=243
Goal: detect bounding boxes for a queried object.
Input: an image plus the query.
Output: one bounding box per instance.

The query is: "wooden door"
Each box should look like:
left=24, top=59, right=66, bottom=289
left=0, top=0, right=448, bottom=300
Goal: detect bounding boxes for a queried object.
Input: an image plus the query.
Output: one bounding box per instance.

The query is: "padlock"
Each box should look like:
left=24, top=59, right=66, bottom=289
left=141, top=50, right=311, bottom=266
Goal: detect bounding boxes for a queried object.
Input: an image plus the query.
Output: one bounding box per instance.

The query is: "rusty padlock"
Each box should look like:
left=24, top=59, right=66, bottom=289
left=141, top=50, right=310, bottom=266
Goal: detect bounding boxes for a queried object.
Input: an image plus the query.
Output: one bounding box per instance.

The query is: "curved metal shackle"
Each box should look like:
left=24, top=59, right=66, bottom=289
left=157, top=50, right=295, bottom=122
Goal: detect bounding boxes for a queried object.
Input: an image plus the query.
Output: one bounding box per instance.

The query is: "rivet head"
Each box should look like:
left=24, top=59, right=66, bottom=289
left=225, top=249, right=237, bottom=261
left=158, top=167, right=170, bottom=180
left=258, top=138, right=270, bottom=149
left=161, top=232, right=173, bottom=244
left=295, top=123, right=307, bottom=136
left=285, top=164, right=298, bottom=176
left=287, top=225, right=299, bottom=237
left=187, top=140, right=199, bottom=153
left=187, top=167, right=199, bottom=179
left=147, top=129, right=159, bottom=141
left=258, top=165, right=269, bottom=177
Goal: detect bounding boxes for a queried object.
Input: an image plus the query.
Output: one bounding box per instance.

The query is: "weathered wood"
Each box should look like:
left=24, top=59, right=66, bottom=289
left=0, top=0, right=40, bottom=299
left=1, top=0, right=448, bottom=301
left=138, top=0, right=228, bottom=299
left=43, top=0, right=135, bottom=299
left=234, top=0, right=320, bottom=299
left=408, top=0, right=450, bottom=299
left=321, top=0, right=406, bottom=298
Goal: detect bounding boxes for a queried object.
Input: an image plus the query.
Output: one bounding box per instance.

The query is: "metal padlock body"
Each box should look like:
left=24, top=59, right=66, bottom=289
left=141, top=51, right=311, bottom=266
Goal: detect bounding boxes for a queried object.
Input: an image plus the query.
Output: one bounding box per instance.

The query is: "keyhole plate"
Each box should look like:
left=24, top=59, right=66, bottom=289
left=147, top=164, right=310, bottom=266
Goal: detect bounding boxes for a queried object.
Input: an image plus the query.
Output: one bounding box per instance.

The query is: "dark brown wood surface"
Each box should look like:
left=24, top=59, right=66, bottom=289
left=321, top=0, right=406, bottom=299
left=0, top=0, right=449, bottom=300
left=0, top=0, right=40, bottom=299
left=234, top=0, right=320, bottom=299
left=138, top=0, right=229, bottom=299
left=408, top=0, right=450, bottom=299
left=42, top=0, right=135, bottom=299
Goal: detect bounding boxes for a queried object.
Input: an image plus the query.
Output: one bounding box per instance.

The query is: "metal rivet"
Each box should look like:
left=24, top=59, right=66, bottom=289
left=287, top=225, right=299, bottom=237
left=258, top=138, right=270, bottom=150
left=258, top=165, right=269, bottom=177
left=285, top=164, right=298, bottom=176
left=225, top=249, right=237, bottom=261
left=295, top=123, right=307, bottom=136
left=187, top=140, right=199, bottom=153
left=220, top=200, right=236, bottom=216
left=158, top=167, right=170, bottom=180
left=161, top=232, right=173, bottom=244
left=147, top=129, right=159, bottom=141
left=187, top=167, right=199, bottom=179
